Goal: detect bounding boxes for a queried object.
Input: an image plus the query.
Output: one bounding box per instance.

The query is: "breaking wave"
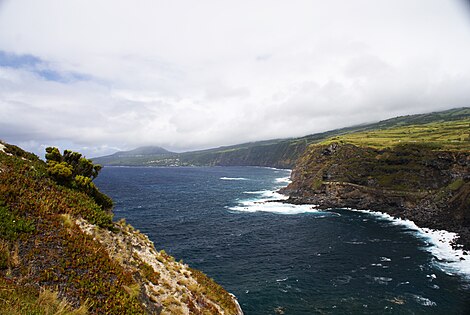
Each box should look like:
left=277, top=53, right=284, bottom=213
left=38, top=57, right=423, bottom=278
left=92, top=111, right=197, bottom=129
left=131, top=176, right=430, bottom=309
left=350, top=209, right=470, bottom=279
left=220, top=177, right=249, bottom=181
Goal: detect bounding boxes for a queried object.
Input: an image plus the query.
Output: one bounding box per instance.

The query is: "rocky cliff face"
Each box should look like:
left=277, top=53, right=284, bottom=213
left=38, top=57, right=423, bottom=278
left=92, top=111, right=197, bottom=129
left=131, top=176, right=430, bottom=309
left=282, top=143, right=470, bottom=247
left=77, top=219, right=243, bottom=315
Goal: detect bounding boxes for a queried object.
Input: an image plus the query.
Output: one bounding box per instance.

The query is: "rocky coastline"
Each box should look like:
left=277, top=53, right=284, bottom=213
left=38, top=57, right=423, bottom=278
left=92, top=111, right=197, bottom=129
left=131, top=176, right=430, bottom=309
left=281, top=142, right=470, bottom=249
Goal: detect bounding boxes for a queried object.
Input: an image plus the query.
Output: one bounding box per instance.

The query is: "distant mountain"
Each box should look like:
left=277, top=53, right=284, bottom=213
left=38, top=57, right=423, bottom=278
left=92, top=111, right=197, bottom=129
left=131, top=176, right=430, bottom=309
left=93, top=107, right=470, bottom=167
left=111, top=146, right=173, bottom=156
left=92, top=146, right=177, bottom=166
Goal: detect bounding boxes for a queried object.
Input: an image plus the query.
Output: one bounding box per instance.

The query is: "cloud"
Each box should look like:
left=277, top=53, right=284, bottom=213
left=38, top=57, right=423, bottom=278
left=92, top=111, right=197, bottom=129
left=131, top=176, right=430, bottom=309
left=1, top=0, right=470, bottom=157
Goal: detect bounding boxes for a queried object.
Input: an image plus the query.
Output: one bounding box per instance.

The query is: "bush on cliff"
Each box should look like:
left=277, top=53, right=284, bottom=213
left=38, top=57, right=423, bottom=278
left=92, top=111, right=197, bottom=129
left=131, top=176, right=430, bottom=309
left=45, top=147, right=113, bottom=210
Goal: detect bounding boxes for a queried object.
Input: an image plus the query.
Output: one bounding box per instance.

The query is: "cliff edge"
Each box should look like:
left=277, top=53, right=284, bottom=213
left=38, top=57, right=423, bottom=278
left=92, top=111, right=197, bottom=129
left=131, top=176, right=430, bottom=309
left=0, top=141, right=242, bottom=315
left=282, top=142, right=470, bottom=248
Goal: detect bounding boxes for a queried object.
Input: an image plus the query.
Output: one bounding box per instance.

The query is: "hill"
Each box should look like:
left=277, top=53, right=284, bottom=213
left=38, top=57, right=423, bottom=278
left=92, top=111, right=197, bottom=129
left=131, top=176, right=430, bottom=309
left=282, top=118, right=470, bottom=248
left=0, top=142, right=242, bottom=315
left=92, top=146, right=176, bottom=166
left=93, top=107, right=470, bottom=168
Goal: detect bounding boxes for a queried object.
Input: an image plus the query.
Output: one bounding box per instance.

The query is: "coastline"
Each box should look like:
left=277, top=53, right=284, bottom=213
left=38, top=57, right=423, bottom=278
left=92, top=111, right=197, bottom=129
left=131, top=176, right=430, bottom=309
left=346, top=208, right=470, bottom=279
left=281, top=192, right=470, bottom=279
left=229, top=169, right=470, bottom=279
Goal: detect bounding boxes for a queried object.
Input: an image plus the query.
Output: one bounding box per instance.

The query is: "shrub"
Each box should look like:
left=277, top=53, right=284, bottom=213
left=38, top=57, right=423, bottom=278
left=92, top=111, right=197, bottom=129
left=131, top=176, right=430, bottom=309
left=0, top=204, right=35, bottom=241
left=45, top=147, right=113, bottom=211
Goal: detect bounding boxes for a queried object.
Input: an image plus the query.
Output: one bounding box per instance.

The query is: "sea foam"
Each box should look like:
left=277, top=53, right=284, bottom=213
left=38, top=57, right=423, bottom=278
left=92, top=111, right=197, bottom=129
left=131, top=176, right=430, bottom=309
left=220, top=177, right=249, bottom=181
left=229, top=174, right=323, bottom=215
left=351, top=209, right=470, bottom=279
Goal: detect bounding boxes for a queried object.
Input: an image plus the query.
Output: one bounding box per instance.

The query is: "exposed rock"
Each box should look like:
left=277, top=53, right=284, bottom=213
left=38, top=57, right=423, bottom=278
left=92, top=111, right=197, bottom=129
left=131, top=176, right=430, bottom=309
left=76, top=218, right=243, bottom=315
left=282, top=143, right=470, bottom=248
left=0, top=140, right=243, bottom=315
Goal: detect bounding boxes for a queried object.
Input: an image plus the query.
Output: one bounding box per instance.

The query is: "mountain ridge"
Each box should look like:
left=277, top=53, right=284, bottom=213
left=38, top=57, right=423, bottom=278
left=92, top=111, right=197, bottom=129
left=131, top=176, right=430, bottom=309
left=93, top=107, right=470, bottom=167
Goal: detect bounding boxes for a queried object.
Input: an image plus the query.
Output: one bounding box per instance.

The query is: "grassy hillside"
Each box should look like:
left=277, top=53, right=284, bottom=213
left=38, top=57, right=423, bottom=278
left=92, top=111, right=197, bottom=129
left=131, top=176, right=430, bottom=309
left=0, top=142, right=241, bottom=315
left=93, top=107, right=470, bottom=167
left=321, top=118, right=470, bottom=151
left=283, top=114, right=470, bottom=247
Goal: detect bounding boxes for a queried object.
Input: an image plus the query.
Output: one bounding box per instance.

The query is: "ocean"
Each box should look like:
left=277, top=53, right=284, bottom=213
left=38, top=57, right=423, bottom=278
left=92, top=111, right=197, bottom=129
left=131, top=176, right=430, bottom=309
left=94, top=166, right=470, bottom=314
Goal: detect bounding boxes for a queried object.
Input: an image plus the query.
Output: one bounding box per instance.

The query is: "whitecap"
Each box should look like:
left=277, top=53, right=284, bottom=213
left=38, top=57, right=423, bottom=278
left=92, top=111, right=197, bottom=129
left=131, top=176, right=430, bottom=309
left=345, top=241, right=366, bottom=245
left=349, top=209, right=470, bottom=279
left=243, top=190, right=272, bottom=194
left=426, top=274, right=437, bottom=280
left=379, top=257, right=392, bottom=262
left=220, top=177, right=249, bottom=181
left=242, top=190, right=285, bottom=200
left=410, top=294, right=436, bottom=306
left=373, top=276, right=393, bottom=285
left=229, top=201, right=321, bottom=215
left=276, top=277, right=288, bottom=282
left=275, top=176, right=292, bottom=184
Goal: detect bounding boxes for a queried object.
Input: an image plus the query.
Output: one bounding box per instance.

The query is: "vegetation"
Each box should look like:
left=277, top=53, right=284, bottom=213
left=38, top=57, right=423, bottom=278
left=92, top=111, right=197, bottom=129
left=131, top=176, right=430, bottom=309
left=0, top=144, right=145, bottom=313
left=93, top=107, right=470, bottom=168
left=296, top=142, right=465, bottom=192
left=45, top=147, right=113, bottom=210
left=0, top=202, right=35, bottom=241
left=285, top=114, right=470, bottom=245
left=0, top=142, right=240, bottom=314
left=320, top=119, right=470, bottom=151
left=0, top=277, right=88, bottom=315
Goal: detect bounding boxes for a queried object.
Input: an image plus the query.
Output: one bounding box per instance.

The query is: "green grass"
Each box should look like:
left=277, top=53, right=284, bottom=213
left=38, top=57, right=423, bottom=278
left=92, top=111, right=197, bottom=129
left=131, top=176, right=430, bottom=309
left=1, top=143, right=240, bottom=315
left=320, top=119, right=470, bottom=151
left=0, top=204, right=35, bottom=241
left=0, top=278, right=88, bottom=315
left=0, top=145, right=146, bottom=314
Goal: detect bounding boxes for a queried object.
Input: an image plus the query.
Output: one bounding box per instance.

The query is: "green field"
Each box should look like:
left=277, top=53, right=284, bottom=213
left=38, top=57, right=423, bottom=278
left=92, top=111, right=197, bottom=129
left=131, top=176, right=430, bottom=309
left=321, top=119, right=470, bottom=151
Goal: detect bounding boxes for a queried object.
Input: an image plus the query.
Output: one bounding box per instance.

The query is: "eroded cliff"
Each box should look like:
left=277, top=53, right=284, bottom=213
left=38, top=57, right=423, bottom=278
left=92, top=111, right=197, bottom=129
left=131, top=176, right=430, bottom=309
left=282, top=142, right=470, bottom=247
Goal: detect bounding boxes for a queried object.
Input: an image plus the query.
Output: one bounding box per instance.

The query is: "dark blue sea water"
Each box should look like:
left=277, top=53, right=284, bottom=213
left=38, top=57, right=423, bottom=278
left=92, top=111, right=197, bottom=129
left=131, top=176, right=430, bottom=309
left=95, top=166, right=470, bottom=314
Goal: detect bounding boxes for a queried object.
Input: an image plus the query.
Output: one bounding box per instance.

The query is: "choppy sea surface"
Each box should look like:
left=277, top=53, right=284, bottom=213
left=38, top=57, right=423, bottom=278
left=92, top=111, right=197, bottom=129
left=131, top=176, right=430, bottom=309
left=95, top=166, right=470, bottom=314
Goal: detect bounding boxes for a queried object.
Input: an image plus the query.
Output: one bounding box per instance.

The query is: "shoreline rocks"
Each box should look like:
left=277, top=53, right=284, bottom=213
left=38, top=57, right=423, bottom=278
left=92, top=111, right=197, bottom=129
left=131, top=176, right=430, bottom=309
left=282, top=143, right=470, bottom=249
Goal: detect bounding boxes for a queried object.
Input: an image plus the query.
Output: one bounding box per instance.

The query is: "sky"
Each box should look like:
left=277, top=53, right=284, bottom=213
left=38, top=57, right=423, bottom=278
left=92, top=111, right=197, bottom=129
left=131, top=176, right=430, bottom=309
left=1, top=0, right=470, bottom=158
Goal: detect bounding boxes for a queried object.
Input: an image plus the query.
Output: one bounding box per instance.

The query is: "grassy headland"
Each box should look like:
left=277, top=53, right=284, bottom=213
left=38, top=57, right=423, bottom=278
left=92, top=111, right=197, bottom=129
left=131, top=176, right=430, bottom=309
left=0, top=142, right=241, bottom=315
left=283, top=118, right=470, bottom=247
left=321, top=119, right=470, bottom=151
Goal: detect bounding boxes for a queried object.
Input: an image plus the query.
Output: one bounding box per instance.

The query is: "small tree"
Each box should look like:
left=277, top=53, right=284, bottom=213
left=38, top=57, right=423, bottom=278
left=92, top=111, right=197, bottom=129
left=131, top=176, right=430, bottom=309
left=45, top=147, right=112, bottom=210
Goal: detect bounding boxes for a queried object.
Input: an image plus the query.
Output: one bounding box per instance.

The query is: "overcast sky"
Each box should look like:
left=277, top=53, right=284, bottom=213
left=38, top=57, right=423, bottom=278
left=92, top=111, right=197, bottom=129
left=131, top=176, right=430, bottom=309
left=1, top=0, right=470, bottom=158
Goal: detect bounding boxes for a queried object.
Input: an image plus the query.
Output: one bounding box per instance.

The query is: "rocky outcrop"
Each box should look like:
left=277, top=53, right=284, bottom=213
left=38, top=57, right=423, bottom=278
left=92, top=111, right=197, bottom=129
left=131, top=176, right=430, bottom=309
left=76, top=219, right=243, bottom=315
left=282, top=143, right=470, bottom=248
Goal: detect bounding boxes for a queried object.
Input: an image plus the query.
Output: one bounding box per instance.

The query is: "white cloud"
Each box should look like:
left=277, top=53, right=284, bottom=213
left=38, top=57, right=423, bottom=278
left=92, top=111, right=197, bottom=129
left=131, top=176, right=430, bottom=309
left=1, top=0, right=470, bottom=157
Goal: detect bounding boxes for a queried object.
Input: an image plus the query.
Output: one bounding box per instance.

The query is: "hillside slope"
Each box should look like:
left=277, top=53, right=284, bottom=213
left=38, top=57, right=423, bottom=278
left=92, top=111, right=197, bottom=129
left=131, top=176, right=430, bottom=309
left=93, top=107, right=470, bottom=168
left=282, top=119, right=470, bottom=248
left=0, top=142, right=242, bottom=315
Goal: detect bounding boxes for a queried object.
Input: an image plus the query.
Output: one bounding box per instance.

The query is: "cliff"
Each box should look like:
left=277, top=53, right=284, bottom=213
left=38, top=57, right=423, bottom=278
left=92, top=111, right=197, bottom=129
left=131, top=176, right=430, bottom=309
left=0, top=142, right=242, bottom=315
left=282, top=142, right=470, bottom=248
left=92, top=107, right=470, bottom=168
